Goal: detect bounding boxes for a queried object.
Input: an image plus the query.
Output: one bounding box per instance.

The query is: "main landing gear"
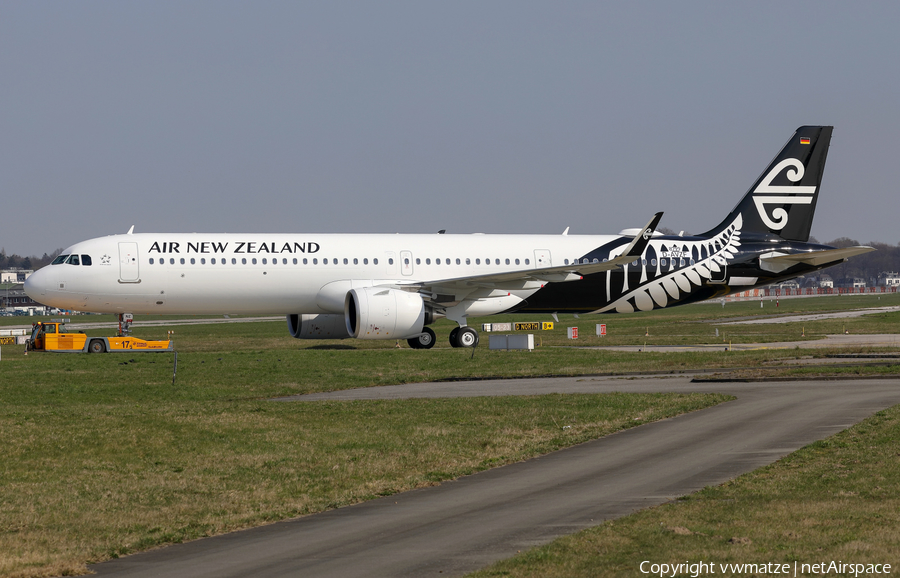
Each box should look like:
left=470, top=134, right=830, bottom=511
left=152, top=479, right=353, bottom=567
left=407, top=327, right=436, bottom=349
left=449, top=326, right=479, bottom=348
left=407, top=326, right=480, bottom=349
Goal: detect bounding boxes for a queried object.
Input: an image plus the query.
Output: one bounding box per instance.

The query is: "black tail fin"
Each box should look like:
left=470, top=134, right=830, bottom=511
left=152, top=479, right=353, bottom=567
left=702, top=126, right=833, bottom=242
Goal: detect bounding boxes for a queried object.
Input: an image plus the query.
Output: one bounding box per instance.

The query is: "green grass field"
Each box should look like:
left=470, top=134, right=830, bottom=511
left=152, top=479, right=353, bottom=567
left=0, top=295, right=898, bottom=577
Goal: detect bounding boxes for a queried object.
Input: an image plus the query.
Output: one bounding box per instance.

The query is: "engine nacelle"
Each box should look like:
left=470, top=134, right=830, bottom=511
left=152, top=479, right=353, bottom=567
left=286, top=313, right=351, bottom=339
left=345, top=287, right=425, bottom=340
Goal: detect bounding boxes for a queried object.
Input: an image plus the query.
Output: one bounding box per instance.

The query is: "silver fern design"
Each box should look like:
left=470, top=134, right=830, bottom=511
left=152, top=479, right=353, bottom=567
left=597, top=214, right=743, bottom=313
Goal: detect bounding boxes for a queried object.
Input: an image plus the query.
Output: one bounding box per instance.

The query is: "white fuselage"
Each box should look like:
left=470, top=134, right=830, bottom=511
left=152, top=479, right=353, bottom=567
left=26, top=232, right=619, bottom=316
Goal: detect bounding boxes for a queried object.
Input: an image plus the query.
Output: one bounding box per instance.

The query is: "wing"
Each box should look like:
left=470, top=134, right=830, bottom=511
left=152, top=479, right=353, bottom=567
left=395, top=213, right=663, bottom=298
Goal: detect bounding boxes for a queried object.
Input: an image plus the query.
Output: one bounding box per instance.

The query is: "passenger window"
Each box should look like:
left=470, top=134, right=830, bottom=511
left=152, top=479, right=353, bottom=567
left=661, top=259, right=667, bottom=266
left=505, top=258, right=510, bottom=265
left=632, top=260, right=638, bottom=266
left=353, top=258, right=358, bottom=265
left=82, top=255, right=92, bottom=266
left=294, top=258, right=298, bottom=265
left=212, top=258, right=217, bottom=265
left=564, top=259, right=569, bottom=265
left=476, top=258, right=481, bottom=265
left=456, top=258, right=461, bottom=265
left=149, top=258, right=155, bottom=265
left=389, top=258, right=394, bottom=265
left=363, top=258, right=367, bottom=265
left=181, top=258, right=186, bottom=265
left=232, top=258, right=237, bottom=265
left=201, top=258, right=207, bottom=265
left=515, top=258, right=520, bottom=265
left=242, top=258, right=247, bottom=265
left=416, top=258, right=421, bottom=265
left=404, top=258, right=410, bottom=265
left=312, top=258, right=317, bottom=265
left=525, top=259, right=530, bottom=265
left=652, top=259, right=657, bottom=266
left=373, top=258, right=378, bottom=265
left=191, top=258, right=196, bottom=265
left=253, top=258, right=258, bottom=265
left=466, top=258, right=470, bottom=265
left=170, top=258, right=175, bottom=265
left=426, top=258, right=431, bottom=265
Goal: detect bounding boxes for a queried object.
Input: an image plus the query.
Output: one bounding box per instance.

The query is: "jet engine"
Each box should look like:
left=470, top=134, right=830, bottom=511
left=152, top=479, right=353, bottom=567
left=344, top=287, right=425, bottom=340
left=286, top=313, right=352, bottom=339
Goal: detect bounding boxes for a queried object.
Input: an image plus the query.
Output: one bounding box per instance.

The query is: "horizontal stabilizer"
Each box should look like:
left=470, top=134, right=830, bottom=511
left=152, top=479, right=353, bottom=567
left=759, top=246, right=874, bottom=273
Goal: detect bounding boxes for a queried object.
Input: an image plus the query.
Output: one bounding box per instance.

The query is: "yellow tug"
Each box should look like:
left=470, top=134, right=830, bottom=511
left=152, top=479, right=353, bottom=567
left=27, top=316, right=172, bottom=353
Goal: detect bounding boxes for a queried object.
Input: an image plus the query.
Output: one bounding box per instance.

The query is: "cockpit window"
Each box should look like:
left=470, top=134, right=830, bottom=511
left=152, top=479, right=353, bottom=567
left=52, top=255, right=69, bottom=265
left=66, top=255, right=80, bottom=266
left=82, top=255, right=92, bottom=266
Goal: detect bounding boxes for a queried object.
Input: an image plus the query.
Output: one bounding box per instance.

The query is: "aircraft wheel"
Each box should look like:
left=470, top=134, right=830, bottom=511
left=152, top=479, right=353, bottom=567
left=89, top=340, right=106, bottom=354
left=407, top=327, right=436, bottom=349
left=449, top=327, right=461, bottom=348
left=455, top=327, right=479, bottom=348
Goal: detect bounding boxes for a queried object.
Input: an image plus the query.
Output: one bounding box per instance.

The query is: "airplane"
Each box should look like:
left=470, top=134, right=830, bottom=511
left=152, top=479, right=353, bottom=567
left=25, top=126, right=873, bottom=349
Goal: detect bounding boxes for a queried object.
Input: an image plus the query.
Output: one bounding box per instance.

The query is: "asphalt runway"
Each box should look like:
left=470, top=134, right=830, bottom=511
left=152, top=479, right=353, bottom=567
left=92, top=375, right=900, bottom=578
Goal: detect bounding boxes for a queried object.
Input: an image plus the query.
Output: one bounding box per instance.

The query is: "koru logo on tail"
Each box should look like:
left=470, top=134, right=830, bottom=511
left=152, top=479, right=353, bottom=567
left=752, top=158, right=816, bottom=231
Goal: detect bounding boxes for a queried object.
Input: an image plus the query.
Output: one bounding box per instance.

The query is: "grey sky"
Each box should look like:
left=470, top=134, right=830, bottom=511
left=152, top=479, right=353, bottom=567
left=2, top=2, right=897, bottom=258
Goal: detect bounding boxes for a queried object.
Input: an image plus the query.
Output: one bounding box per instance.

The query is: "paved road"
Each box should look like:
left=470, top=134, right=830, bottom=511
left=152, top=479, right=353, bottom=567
left=92, top=375, right=900, bottom=578
left=718, top=305, right=900, bottom=325
left=586, top=332, right=900, bottom=353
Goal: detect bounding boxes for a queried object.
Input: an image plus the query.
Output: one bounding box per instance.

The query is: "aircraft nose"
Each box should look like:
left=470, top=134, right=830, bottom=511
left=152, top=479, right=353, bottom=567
left=24, top=267, right=54, bottom=300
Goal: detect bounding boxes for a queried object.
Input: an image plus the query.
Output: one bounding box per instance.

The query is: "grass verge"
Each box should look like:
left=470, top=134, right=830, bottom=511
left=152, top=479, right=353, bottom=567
left=0, top=369, right=727, bottom=578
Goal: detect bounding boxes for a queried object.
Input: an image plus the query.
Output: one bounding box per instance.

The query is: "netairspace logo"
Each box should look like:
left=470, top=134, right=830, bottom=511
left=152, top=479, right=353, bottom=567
left=640, top=560, right=892, bottom=577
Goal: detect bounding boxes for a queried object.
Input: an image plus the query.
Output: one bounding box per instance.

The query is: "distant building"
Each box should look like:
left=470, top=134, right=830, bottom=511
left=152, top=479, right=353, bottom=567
left=818, top=275, right=834, bottom=289
left=878, top=272, right=900, bottom=287
left=837, top=277, right=866, bottom=289
left=0, top=269, right=33, bottom=283
left=1, top=284, right=45, bottom=311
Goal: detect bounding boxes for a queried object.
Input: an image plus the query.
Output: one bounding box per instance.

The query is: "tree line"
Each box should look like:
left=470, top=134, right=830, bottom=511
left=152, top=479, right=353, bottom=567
left=0, top=248, right=64, bottom=272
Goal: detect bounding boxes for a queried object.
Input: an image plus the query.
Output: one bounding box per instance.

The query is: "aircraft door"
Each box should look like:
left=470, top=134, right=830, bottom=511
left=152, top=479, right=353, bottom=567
left=708, top=255, right=727, bottom=284
left=118, top=242, right=140, bottom=283
left=533, top=249, right=552, bottom=268
left=400, top=251, right=413, bottom=276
